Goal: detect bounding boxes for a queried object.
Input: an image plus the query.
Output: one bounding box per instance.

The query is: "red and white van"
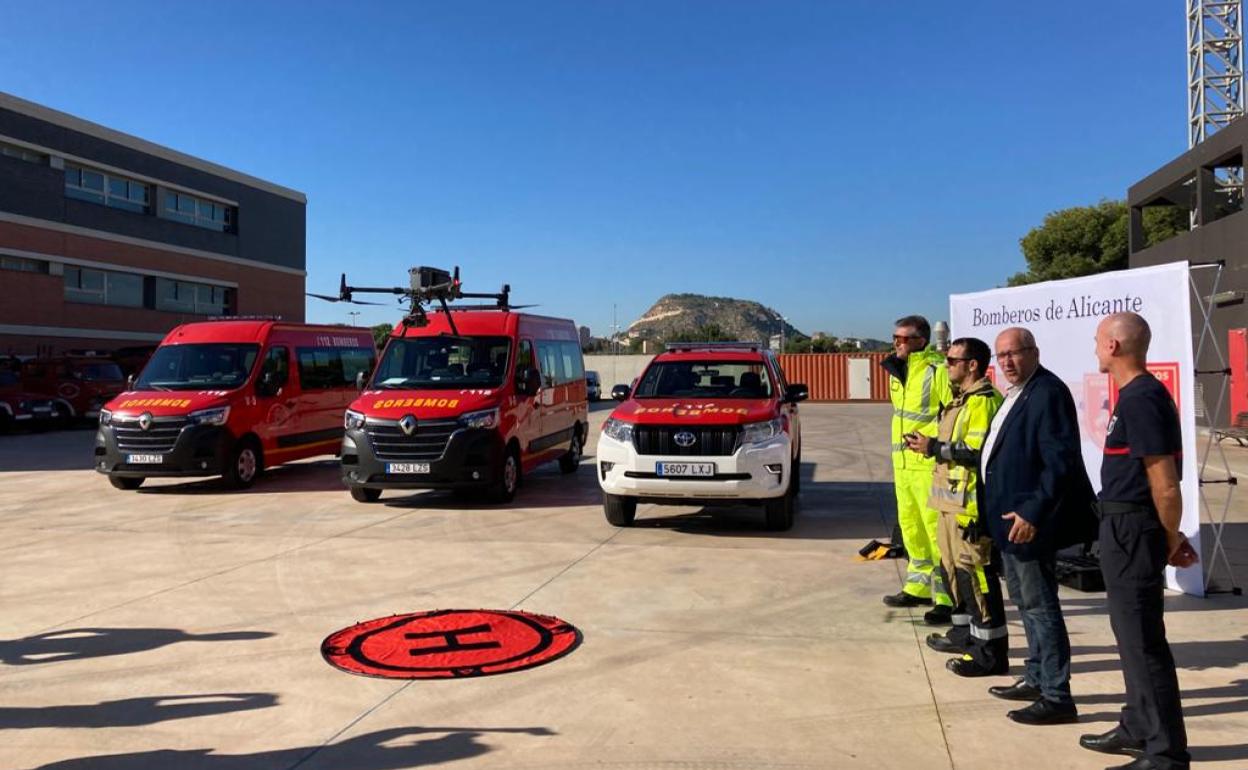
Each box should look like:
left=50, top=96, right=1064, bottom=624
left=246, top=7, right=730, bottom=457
left=22, top=355, right=127, bottom=421
left=341, top=310, right=588, bottom=503
left=596, top=342, right=807, bottom=530
left=95, top=319, right=375, bottom=490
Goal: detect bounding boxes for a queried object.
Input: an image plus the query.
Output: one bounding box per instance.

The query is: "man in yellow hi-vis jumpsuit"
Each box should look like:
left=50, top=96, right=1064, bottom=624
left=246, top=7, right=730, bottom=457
left=880, top=315, right=953, bottom=621
left=905, top=337, right=1009, bottom=676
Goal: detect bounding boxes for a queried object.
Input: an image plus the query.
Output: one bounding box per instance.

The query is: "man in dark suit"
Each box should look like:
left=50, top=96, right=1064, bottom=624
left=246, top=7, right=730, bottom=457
left=979, top=327, right=1095, bottom=725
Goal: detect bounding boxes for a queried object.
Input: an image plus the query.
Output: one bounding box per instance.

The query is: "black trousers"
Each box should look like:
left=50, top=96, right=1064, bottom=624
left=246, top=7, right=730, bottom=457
left=1099, top=506, right=1189, bottom=769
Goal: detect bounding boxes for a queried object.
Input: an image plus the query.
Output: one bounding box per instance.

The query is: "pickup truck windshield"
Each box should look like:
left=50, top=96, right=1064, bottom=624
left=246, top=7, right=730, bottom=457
left=635, top=360, right=773, bottom=399
left=135, top=344, right=260, bottom=391
left=374, top=336, right=511, bottom=390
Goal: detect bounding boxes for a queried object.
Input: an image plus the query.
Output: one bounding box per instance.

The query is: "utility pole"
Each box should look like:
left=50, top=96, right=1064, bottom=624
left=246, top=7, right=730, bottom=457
left=611, top=303, right=620, bottom=387
left=347, top=311, right=361, bottom=326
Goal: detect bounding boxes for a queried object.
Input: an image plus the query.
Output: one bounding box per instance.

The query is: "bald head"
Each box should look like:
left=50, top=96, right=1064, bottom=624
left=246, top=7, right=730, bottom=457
left=1099, top=312, right=1151, bottom=358
left=993, top=327, right=1040, bottom=385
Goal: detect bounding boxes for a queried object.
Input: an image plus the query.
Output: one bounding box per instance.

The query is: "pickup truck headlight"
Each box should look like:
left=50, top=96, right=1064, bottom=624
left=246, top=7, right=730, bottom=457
left=99, top=409, right=113, bottom=426
left=602, top=417, right=635, bottom=444
left=740, top=417, right=783, bottom=446
left=459, top=407, right=499, bottom=430
left=344, top=409, right=366, bottom=431
left=188, top=406, right=230, bottom=426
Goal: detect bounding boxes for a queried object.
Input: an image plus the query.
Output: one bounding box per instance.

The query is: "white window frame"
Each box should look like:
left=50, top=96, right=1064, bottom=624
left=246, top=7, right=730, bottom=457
left=163, top=190, right=235, bottom=232
left=64, top=265, right=144, bottom=308
left=64, top=163, right=150, bottom=213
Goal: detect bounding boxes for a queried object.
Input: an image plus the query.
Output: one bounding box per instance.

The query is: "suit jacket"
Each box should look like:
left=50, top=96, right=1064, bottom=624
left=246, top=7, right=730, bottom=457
left=981, top=365, right=1096, bottom=558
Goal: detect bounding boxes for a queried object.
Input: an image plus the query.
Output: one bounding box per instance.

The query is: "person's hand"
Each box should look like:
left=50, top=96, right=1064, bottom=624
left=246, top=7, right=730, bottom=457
left=1166, top=531, right=1199, bottom=568
left=1002, top=512, right=1036, bottom=544
left=904, top=433, right=930, bottom=455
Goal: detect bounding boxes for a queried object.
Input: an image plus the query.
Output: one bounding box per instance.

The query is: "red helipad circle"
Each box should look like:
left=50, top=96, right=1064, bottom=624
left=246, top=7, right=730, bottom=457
left=321, top=609, right=582, bottom=679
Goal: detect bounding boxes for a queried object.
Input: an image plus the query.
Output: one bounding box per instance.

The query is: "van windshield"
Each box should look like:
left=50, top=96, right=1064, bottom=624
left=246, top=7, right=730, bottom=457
left=135, top=344, right=260, bottom=391
left=75, top=362, right=124, bottom=381
left=635, top=360, right=773, bottom=399
left=374, top=336, right=511, bottom=390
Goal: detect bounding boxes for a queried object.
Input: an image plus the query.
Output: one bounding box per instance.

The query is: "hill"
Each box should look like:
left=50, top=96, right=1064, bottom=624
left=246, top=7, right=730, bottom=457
left=626, top=293, right=805, bottom=344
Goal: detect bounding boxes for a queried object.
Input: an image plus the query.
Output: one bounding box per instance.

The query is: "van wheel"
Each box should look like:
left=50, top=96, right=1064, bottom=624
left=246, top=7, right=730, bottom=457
left=109, top=476, right=144, bottom=490
left=603, top=492, right=637, bottom=526
left=487, top=448, right=521, bottom=503
left=558, top=428, right=583, bottom=474
left=223, top=439, right=262, bottom=489
left=350, top=486, right=382, bottom=503
left=763, top=479, right=796, bottom=532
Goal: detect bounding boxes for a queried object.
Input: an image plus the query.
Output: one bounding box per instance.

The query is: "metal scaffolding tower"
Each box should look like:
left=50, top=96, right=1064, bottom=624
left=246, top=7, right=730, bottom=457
left=1189, top=1, right=1245, bottom=211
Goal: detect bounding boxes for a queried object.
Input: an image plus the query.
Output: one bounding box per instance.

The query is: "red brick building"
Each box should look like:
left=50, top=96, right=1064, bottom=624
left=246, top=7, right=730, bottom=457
left=0, top=91, right=306, bottom=356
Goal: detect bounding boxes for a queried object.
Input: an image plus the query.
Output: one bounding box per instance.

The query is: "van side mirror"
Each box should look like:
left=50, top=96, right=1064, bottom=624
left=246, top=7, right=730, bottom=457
left=785, top=383, right=809, bottom=403
left=516, top=367, right=542, bottom=396
left=125, top=374, right=135, bottom=391
left=355, top=370, right=368, bottom=391
left=611, top=384, right=631, bottom=401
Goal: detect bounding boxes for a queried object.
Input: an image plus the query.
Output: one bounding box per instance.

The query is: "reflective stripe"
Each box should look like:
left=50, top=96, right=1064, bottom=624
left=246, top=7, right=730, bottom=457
left=965, top=430, right=987, bottom=439
left=894, top=408, right=937, bottom=424
left=930, top=486, right=962, bottom=504
left=906, top=572, right=931, bottom=585
left=950, top=613, right=971, bottom=627
left=910, top=559, right=933, bottom=570
left=891, top=442, right=907, bottom=452
left=970, top=623, right=1008, bottom=641
left=920, top=365, right=934, bottom=415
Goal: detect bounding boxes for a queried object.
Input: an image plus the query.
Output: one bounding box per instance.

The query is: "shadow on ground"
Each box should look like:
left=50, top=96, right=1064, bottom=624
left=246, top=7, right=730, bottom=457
left=31, top=726, right=555, bottom=769
left=0, top=628, right=273, bottom=666
left=0, top=693, right=277, bottom=730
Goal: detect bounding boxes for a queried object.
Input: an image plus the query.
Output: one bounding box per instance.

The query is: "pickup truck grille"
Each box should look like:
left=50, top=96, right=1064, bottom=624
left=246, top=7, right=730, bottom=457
left=113, top=417, right=187, bottom=453
left=365, top=419, right=459, bottom=462
left=633, top=425, right=741, bottom=457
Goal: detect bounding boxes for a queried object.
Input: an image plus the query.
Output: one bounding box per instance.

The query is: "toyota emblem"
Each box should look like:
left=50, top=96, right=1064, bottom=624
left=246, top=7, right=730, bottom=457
left=673, top=431, right=697, bottom=448
left=399, top=415, right=418, bottom=436
left=138, top=412, right=153, bottom=431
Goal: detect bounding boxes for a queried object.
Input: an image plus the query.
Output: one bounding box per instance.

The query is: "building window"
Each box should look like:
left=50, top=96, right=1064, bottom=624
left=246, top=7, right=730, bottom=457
left=163, top=191, right=234, bottom=232
left=154, top=277, right=232, bottom=316
left=64, top=163, right=150, bottom=213
left=0, top=141, right=46, bottom=164
left=0, top=255, right=49, bottom=274
left=63, top=265, right=144, bottom=308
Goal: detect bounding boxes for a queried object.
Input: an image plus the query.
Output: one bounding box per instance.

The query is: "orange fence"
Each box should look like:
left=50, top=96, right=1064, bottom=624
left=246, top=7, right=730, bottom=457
left=775, top=353, right=891, bottom=402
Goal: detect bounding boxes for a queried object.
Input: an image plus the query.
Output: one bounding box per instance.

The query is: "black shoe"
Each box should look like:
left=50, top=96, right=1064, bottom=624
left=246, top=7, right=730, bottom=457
left=1007, top=698, right=1078, bottom=725
left=923, top=605, right=953, bottom=625
left=882, top=591, right=932, bottom=608
left=946, top=654, right=1009, bottom=678
left=1079, top=729, right=1145, bottom=758
left=989, top=679, right=1042, bottom=701
left=926, top=633, right=965, bottom=654
left=1105, top=759, right=1174, bottom=770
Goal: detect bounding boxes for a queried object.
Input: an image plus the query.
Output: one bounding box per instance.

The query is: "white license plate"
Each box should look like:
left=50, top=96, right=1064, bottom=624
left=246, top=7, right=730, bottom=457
left=387, top=462, right=431, bottom=475
left=127, top=454, right=165, bottom=464
left=656, top=461, right=715, bottom=477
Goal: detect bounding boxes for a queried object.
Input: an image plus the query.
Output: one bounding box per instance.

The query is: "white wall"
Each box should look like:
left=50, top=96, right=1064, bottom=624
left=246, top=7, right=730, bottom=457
left=584, top=354, right=654, bottom=388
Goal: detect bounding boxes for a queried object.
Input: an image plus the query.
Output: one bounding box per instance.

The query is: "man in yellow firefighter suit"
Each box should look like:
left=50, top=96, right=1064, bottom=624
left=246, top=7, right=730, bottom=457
left=904, top=336, right=1009, bottom=676
left=880, top=315, right=954, bottom=622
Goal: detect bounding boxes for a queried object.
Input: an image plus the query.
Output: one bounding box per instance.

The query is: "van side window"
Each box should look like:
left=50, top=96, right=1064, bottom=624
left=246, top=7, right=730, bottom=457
left=535, top=340, right=566, bottom=385
left=341, top=348, right=376, bottom=385
left=560, top=341, right=584, bottom=381
left=296, top=347, right=346, bottom=390
left=516, top=340, right=534, bottom=375
left=262, top=346, right=289, bottom=388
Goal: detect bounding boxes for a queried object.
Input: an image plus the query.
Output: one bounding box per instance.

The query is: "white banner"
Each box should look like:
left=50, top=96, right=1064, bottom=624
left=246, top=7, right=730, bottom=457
left=950, top=262, right=1201, bottom=596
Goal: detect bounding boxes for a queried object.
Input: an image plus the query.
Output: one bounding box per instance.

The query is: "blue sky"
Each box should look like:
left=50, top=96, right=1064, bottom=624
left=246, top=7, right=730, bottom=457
left=2, top=1, right=1187, bottom=339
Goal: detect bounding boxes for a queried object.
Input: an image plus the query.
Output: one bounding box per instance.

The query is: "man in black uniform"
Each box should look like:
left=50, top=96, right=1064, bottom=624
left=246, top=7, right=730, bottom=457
left=1079, top=312, right=1198, bottom=770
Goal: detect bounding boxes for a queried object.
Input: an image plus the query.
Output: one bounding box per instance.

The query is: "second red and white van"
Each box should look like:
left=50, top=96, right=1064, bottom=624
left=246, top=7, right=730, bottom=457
left=95, top=319, right=375, bottom=490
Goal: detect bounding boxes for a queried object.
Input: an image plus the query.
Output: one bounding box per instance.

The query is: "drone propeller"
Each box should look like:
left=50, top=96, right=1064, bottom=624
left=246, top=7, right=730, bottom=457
left=305, top=292, right=388, bottom=306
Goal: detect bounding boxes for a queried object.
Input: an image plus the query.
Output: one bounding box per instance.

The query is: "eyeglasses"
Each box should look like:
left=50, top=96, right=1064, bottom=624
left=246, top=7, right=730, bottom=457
left=946, top=356, right=974, bottom=364
left=993, top=346, right=1036, bottom=361
left=892, top=334, right=922, bottom=343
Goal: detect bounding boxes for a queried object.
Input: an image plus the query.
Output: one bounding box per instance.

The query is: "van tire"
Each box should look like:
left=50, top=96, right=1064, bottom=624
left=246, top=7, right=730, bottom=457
left=603, top=492, right=637, bottom=526
left=350, top=486, right=382, bottom=503
left=109, top=476, right=144, bottom=490
left=791, top=446, right=802, bottom=495
left=223, top=438, right=262, bottom=490
left=558, top=427, right=583, bottom=474
left=487, top=447, right=521, bottom=504
left=762, top=479, right=796, bottom=532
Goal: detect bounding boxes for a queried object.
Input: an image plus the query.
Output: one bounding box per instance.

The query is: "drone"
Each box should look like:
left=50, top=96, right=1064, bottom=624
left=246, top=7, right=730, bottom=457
left=307, top=266, right=533, bottom=335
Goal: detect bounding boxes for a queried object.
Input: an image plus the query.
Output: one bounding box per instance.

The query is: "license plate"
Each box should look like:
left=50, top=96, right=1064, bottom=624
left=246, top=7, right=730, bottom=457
left=387, top=462, right=430, bottom=475
left=127, top=454, right=165, bottom=464
left=656, top=461, right=715, bottom=477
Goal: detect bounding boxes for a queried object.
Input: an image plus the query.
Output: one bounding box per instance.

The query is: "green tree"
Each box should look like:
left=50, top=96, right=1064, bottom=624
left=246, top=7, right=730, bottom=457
left=677, top=323, right=735, bottom=343
left=370, top=323, right=393, bottom=349
left=1008, top=200, right=1189, bottom=286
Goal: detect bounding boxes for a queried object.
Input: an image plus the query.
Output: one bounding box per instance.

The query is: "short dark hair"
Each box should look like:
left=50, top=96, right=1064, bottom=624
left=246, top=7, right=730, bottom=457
left=950, top=337, right=990, bottom=376
left=894, top=315, right=930, bottom=342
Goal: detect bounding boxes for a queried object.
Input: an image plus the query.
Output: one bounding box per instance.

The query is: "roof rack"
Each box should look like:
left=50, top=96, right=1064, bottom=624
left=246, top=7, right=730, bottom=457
left=664, top=341, right=765, bottom=352
left=200, top=315, right=283, bottom=322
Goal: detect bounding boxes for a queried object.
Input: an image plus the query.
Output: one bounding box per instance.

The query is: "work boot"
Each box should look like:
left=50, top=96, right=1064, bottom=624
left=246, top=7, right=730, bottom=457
left=882, top=591, right=931, bottom=608
left=925, top=633, right=965, bottom=654
left=923, top=605, right=953, bottom=625
left=946, top=653, right=1009, bottom=677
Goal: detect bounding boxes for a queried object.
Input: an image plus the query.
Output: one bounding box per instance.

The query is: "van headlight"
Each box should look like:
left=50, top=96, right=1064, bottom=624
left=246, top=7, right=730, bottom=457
left=188, top=406, right=230, bottom=426
left=99, top=409, right=113, bottom=426
left=740, top=417, right=783, bottom=446
left=344, top=409, right=366, bottom=430
left=602, top=417, right=635, bottom=444
left=459, top=407, right=499, bottom=430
